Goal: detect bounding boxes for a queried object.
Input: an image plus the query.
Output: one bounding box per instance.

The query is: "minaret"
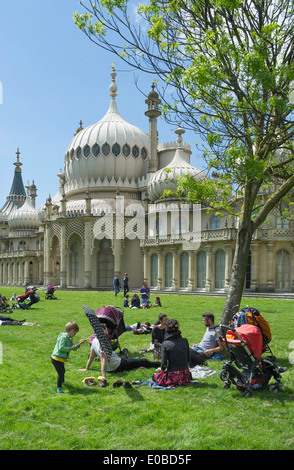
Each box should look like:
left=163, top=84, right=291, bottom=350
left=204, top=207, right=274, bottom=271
left=145, top=83, right=161, bottom=174
left=25, top=179, right=38, bottom=208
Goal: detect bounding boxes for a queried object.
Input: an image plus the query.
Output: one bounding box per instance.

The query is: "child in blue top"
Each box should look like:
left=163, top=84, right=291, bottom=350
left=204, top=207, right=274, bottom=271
left=123, top=294, right=129, bottom=308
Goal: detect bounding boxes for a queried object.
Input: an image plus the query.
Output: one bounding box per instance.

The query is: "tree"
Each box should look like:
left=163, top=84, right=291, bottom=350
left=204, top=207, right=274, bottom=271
left=74, top=0, right=294, bottom=323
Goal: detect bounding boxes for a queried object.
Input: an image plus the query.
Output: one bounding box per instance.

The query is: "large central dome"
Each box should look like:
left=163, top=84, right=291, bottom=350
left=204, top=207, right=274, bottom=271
left=64, top=68, right=149, bottom=195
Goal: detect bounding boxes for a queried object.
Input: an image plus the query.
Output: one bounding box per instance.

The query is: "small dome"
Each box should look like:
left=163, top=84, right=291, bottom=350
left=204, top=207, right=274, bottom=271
left=8, top=197, right=40, bottom=230
left=148, top=125, right=205, bottom=202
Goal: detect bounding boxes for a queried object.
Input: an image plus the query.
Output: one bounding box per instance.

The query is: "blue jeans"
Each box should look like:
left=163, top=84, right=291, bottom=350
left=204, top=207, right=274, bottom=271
left=192, top=345, right=205, bottom=353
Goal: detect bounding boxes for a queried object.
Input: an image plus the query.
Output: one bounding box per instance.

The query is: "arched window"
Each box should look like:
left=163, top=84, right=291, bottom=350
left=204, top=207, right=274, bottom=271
left=151, top=253, right=158, bottom=288
left=180, top=252, right=189, bottom=288
left=197, top=251, right=206, bottom=288
left=215, top=249, right=225, bottom=289
left=71, top=242, right=78, bottom=286
left=165, top=253, right=173, bottom=287
left=97, top=240, right=114, bottom=287
left=275, top=249, right=290, bottom=290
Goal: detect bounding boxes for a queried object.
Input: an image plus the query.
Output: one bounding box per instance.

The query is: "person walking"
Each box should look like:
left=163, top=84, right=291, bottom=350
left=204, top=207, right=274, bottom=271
left=113, top=274, right=121, bottom=297
left=123, top=273, right=129, bottom=296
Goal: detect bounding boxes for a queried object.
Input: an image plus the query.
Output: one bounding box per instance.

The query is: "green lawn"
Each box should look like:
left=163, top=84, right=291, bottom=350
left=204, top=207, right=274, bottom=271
left=0, top=286, right=293, bottom=450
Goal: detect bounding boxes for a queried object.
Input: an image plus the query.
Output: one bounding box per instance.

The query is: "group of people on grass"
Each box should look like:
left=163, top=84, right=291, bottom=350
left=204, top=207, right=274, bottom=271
left=113, top=276, right=160, bottom=310
left=51, top=308, right=224, bottom=393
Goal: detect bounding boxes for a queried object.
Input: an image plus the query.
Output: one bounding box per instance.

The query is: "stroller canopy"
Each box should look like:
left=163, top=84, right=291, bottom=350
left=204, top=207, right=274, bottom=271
left=95, top=306, right=125, bottom=340
left=96, top=306, right=123, bottom=329
left=232, top=307, right=272, bottom=343
left=227, top=324, right=263, bottom=359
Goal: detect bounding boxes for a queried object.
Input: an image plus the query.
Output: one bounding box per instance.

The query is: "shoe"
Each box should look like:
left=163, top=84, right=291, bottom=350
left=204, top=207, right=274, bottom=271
left=122, top=382, right=132, bottom=388
left=113, top=380, right=123, bottom=388
left=57, top=388, right=64, bottom=394
left=278, top=366, right=287, bottom=373
left=98, top=378, right=107, bottom=388
left=122, top=348, right=129, bottom=358
left=86, top=378, right=97, bottom=386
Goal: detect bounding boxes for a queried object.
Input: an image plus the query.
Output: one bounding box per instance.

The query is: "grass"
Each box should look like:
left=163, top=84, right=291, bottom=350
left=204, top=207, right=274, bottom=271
left=0, top=286, right=293, bottom=451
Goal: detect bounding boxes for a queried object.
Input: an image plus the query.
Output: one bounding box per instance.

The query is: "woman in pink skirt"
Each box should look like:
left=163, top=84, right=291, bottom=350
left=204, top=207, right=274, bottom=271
left=153, top=319, right=191, bottom=387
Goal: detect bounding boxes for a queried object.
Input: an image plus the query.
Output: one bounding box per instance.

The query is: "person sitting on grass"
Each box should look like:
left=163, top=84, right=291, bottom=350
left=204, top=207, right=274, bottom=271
left=78, top=322, right=160, bottom=387
left=153, top=319, right=191, bottom=387
left=191, top=312, right=224, bottom=359
left=153, top=296, right=162, bottom=307
left=139, top=281, right=150, bottom=308
left=123, top=294, right=129, bottom=308
left=51, top=321, right=86, bottom=394
left=130, top=294, right=140, bottom=309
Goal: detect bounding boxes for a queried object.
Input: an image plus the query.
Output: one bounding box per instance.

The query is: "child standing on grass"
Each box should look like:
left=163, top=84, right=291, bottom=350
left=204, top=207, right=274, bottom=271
left=51, top=321, right=85, bottom=394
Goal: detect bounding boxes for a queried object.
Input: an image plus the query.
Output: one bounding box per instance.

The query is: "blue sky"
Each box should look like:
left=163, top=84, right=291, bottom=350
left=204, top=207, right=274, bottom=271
left=0, top=0, right=203, bottom=208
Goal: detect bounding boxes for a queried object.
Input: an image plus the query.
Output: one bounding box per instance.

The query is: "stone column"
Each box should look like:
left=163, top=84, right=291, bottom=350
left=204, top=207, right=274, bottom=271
left=156, top=248, right=163, bottom=290
left=24, top=260, right=30, bottom=287
left=84, top=220, right=92, bottom=288
left=205, top=244, right=212, bottom=292
left=224, top=243, right=232, bottom=292
left=43, top=224, right=51, bottom=286
left=59, top=223, right=67, bottom=288
left=188, top=250, right=194, bottom=291
left=250, top=242, right=259, bottom=292
left=266, top=242, right=275, bottom=292
left=171, top=246, right=179, bottom=291
left=12, top=260, right=17, bottom=285
left=112, top=238, right=122, bottom=277
left=7, top=262, right=12, bottom=285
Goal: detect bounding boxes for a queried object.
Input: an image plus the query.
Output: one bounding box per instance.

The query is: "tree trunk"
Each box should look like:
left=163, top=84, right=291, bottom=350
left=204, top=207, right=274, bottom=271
left=221, top=222, right=253, bottom=325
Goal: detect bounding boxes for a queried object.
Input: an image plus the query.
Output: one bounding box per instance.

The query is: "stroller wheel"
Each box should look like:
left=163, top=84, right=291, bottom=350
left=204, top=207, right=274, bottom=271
left=220, top=369, right=230, bottom=382
left=269, top=382, right=283, bottom=393
left=222, top=380, right=231, bottom=389
left=243, top=389, right=253, bottom=398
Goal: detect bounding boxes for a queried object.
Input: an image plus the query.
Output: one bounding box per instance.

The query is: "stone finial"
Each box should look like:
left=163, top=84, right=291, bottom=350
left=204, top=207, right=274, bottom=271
left=109, top=65, right=118, bottom=99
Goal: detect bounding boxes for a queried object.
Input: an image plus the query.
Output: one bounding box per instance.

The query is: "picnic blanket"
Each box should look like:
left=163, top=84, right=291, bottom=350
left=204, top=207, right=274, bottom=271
left=134, top=366, right=217, bottom=389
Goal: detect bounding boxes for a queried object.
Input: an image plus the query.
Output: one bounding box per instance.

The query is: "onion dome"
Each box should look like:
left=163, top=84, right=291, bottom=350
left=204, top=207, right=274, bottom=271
left=8, top=197, right=41, bottom=230
left=64, top=67, right=149, bottom=195
left=147, top=125, right=205, bottom=202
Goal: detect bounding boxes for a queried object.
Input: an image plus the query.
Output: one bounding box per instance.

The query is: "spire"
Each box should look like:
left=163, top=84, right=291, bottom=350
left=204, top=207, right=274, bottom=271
left=14, top=147, right=22, bottom=173
left=0, top=148, right=26, bottom=217
left=74, top=120, right=83, bottom=136
left=9, top=148, right=26, bottom=197
left=174, top=122, right=185, bottom=147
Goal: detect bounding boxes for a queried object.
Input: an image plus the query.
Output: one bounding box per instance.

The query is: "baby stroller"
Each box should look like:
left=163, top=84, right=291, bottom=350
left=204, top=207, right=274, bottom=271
left=14, top=286, right=40, bottom=309
left=217, top=323, right=283, bottom=397
left=45, top=285, right=57, bottom=300
left=95, top=305, right=127, bottom=355
left=0, top=294, right=13, bottom=313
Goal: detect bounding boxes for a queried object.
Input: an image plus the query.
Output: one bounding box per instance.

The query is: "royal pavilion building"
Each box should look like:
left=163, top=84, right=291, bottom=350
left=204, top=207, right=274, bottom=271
left=0, top=69, right=294, bottom=294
